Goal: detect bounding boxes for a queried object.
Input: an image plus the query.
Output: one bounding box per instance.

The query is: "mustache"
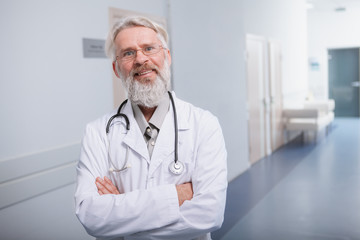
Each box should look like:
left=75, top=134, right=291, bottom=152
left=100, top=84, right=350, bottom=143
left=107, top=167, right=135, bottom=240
left=130, top=63, right=160, bottom=77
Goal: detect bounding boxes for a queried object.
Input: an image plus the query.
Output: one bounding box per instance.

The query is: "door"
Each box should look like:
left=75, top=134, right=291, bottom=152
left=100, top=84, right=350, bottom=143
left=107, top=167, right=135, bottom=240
left=328, top=48, right=360, bottom=117
left=268, top=40, right=284, bottom=151
left=246, top=35, right=268, bottom=165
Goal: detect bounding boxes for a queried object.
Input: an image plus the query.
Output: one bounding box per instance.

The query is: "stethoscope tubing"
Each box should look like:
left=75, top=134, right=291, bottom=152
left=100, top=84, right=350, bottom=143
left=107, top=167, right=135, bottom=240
left=167, top=91, right=179, bottom=164
left=106, top=91, right=181, bottom=174
left=106, top=99, right=129, bottom=134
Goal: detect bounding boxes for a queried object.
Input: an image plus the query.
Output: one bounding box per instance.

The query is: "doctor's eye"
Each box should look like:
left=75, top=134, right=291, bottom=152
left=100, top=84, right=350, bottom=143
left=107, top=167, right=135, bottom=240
left=143, top=45, right=161, bottom=55
left=122, top=50, right=136, bottom=58
left=144, top=46, right=155, bottom=52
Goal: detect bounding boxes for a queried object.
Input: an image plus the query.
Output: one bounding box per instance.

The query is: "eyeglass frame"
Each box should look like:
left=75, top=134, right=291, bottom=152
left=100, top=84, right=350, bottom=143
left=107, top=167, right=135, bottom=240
left=116, top=45, right=165, bottom=63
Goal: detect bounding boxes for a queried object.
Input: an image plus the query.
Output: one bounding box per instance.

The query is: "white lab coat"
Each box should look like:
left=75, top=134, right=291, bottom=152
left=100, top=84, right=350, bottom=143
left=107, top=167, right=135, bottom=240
left=75, top=92, right=227, bottom=240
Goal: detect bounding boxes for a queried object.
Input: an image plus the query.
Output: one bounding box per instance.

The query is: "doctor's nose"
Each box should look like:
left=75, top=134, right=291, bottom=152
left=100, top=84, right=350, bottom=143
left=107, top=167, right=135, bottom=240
left=134, top=50, right=150, bottom=65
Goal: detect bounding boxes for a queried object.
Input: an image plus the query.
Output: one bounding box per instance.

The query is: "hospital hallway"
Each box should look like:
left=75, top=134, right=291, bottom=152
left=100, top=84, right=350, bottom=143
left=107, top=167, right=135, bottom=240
left=212, top=118, right=360, bottom=240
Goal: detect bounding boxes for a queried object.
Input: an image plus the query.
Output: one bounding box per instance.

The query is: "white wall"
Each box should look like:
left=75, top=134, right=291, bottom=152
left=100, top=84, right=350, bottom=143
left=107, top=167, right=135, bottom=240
left=0, top=0, right=167, bottom=161
left=308, top=7, right=360, bottom=100
left=244, top=0, right=309, bottom=107
left=169, top=0, right=249, bottom=181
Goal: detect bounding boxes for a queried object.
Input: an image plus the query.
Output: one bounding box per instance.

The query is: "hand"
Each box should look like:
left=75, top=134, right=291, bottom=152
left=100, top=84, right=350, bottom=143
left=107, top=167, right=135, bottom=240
left=95, top=176, right=120, bottom=195
left=176, top=182, right=193, bottom=206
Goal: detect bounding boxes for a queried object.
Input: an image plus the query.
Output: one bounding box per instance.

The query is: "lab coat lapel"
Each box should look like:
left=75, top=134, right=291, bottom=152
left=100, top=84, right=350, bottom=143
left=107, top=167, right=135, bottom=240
left=149, top=94, right=190, bottom=175
left=174, top=95, right=191, bottom=160
left=149, top=110, right=174, bottom=175
left=120, top=102, right=150, bottom=162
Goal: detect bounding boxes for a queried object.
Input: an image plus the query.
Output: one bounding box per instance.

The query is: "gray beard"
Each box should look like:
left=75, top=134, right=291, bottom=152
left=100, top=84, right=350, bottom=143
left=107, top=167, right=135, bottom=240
left=122, top=60, right=171, bottom=108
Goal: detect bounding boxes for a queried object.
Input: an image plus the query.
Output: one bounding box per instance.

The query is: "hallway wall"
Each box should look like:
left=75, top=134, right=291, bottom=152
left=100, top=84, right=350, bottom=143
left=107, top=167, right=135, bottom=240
left=244, top=0, right=308, bottom=107
left=0, top=0, right=167, bottom=161
left=169, top=0, right=249, bottom=181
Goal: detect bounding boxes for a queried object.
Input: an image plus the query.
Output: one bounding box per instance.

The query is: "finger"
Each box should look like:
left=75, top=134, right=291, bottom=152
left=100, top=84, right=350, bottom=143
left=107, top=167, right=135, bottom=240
left=98, top=177, right=120, bottom=194
left=188, top=182, right=193, bottom=193
left=98, top=178, right=114, bottom=194
left=95, top=179, right=111, bottom=194
left=96, top=177, right=108, bottom=188
left=182, top=182, right=192, bottom=191
left=98, top=189, right=104, bottom=195
left=104, top=176, right=113, bottom=185
left=95, top=180, right=107, bottom=193
left=95, top=177, right=102, bottom=184
left=182, top=183, right=193, bottom=200
left=104, top=176, right=120, bottom=194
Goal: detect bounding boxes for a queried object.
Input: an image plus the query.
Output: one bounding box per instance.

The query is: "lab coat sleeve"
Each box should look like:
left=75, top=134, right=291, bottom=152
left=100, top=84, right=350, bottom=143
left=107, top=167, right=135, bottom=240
left=75, top=122, right=180, bottom=238
left=128, top=112, right=228, bottom=240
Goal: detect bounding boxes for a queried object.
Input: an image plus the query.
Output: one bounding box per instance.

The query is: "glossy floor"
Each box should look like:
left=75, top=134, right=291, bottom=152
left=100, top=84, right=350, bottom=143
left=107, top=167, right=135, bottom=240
left=213, top=118, right=360, bottom=240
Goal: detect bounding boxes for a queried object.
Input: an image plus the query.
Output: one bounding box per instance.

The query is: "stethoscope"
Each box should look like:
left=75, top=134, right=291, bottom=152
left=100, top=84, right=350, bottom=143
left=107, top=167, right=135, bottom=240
left=105, top=91, right=184, bottom=175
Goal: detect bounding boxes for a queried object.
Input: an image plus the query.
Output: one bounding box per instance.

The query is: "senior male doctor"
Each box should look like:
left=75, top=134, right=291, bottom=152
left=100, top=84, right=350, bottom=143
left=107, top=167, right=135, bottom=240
left=75, top=16, right=227, bottom=240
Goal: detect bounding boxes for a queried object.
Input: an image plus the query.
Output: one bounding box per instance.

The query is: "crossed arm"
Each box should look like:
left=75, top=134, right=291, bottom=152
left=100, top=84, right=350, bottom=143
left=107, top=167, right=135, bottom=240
left=76, top=113, right=227, bottom=239
left=95, top=176, right=193, bottom=206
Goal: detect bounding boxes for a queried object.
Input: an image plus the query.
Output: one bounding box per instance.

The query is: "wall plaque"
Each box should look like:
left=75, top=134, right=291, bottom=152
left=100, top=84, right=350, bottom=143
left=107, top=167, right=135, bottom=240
left=83, top=38, right=106, bottom=58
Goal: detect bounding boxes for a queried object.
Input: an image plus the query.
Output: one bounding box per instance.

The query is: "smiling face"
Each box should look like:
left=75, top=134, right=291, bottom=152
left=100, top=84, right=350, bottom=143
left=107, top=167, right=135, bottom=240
left=114, top=26, right=171, bottom=85
left=113, top=26, right=172, bottom=108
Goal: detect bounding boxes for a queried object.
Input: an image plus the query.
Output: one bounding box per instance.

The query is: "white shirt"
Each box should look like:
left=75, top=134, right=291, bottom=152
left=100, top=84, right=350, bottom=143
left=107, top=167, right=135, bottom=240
left=75, top=92, right=228, bottom=240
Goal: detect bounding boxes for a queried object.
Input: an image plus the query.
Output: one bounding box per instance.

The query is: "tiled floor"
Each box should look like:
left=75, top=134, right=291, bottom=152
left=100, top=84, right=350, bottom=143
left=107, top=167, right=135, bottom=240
left=212, top=118, right=360, bottom=240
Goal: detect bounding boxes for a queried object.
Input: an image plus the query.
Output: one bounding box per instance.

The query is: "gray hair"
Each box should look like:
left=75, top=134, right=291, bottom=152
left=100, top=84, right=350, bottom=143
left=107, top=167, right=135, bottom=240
left=105, top=16, right=169, bottom=61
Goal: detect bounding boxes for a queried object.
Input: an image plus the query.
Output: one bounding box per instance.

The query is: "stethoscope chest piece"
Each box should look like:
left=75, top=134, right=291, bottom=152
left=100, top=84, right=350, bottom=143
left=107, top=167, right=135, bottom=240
left=169, top=161, right=184, bottom=175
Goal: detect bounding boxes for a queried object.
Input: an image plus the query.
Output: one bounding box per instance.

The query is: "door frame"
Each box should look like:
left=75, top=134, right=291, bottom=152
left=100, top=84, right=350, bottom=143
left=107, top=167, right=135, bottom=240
left=246, top=34, right=270, bottom=165
left=268, top=39, right=284, bottom=151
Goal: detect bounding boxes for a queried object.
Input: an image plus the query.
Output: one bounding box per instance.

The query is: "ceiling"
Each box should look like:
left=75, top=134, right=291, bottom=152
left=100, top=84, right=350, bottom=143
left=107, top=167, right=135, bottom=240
left=307, top=0, right=360, bottom=12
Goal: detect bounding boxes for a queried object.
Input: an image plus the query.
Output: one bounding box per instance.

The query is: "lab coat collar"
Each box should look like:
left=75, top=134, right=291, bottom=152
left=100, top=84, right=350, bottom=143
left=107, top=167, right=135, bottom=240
left=114, top=92, right=191, bottom=167
left=120, top=101, right=150, bottom=162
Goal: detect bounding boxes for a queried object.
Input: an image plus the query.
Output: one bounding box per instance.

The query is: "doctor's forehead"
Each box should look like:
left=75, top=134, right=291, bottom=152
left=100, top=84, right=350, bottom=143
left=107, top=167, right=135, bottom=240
left=114, top=26, right=160, bottom=49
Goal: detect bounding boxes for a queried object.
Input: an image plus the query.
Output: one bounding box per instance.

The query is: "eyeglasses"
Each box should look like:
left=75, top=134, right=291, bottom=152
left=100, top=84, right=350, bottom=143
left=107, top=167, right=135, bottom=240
left=117, top=45, right=164, bottom=62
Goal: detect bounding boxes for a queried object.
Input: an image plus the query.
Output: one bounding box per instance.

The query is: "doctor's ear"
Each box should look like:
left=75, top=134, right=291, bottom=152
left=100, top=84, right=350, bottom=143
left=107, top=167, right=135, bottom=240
left=112, top=61, right=120, bottom=78
left=166, top=49, right=172, bottom=66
